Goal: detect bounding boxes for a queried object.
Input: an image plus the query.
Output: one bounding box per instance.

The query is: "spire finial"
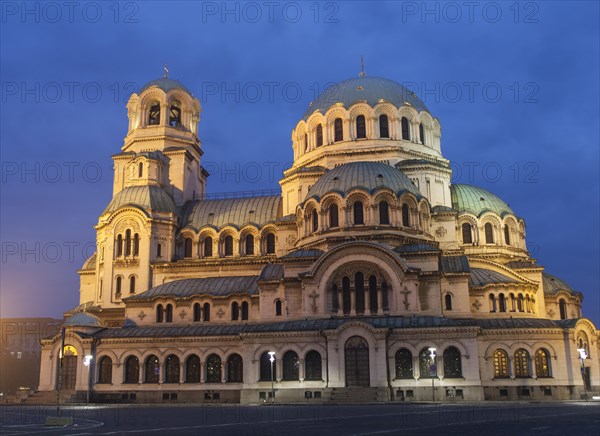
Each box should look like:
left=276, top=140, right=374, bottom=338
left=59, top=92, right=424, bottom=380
left=359, top=56, right=365, bottom=77
left=163, top=64, right=169, bottom=78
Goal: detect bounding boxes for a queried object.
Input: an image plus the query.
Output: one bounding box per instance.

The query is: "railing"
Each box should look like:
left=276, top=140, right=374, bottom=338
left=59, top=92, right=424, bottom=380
left=194, top=189, right=281, bottom=201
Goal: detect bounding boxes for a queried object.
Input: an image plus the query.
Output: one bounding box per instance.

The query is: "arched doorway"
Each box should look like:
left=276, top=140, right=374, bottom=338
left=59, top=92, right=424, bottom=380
left=58, top=345, right=78, bottom=390
left=345, top=336, right=370, bottom=387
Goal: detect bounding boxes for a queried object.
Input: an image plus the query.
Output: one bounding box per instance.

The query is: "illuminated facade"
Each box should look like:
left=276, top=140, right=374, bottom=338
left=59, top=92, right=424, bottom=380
left=37, top=74, right=598, bottom=403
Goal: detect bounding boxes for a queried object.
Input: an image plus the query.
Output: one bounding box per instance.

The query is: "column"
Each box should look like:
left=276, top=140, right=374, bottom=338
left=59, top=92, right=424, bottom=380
left=299, top=359, right=305, bottom=382
left=377, top=286, right=383, bottom=315
left=200, top=362, right=205, bottom=383
left=350, top=287, right=357, bottom=316
left=179, top=362, right=185, bottom=384
left=336, top=289, right=342, bottom=316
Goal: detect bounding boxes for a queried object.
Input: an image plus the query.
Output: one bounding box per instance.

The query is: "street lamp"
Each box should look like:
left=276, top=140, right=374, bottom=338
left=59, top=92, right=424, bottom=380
left=268, top=351, right=276, bottom=403
left=577, top=348, right=587, bottom=400
left=83, top=355, right=93, bottom=404
left=428, top=347, right=437, bottom=403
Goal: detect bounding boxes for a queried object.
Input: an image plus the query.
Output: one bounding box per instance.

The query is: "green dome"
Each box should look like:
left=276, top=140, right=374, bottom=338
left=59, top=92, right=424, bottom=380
left=140, top=77, right=191, bottom=94
left=103, top=185, right=178, bottom=215
left=450, top=184, right=514, bottom=217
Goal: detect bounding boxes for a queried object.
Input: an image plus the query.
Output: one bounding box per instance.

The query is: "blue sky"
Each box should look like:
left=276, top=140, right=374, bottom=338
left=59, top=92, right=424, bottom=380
left=1, top=1, right=598, bottom=325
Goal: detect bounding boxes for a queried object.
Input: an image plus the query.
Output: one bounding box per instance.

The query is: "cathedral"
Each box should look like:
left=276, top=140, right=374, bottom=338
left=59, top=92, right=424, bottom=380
left=37, top=72, right=598, bottom=403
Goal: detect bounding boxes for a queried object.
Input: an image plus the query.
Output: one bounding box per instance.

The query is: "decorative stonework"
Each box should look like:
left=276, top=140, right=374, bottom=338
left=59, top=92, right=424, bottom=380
left=137, top=311, right=146, bottom=320
left=435, top=226, right=447, bottom=237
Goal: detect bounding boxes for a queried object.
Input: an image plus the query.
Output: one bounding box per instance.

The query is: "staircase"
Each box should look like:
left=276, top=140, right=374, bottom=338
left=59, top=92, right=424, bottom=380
left=19, top=390, right=84, bottom=405
left=330, top=387, right=387, bottom=403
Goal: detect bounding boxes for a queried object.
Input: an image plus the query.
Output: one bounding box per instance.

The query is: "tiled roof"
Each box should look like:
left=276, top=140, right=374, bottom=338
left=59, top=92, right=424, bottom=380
left=450, top=184, right=514, bottom=217
left=505, top=260, right=541, bottom=269
left=542, top=272, right=579, bottom=295
left=469, top=267, right=519, bottom=287
left=103, top=186, right=178, bottom=215
left=440, top=255, right=470, bottom=273
left=258, top=264, right=284, bottom=281
left=64, top=312, right=103, bottom=327
left=281, top=249, right=325, bottom=259
left=394, top=244, right=440, bottom=253
left=81, top=253, right=96, bottom=270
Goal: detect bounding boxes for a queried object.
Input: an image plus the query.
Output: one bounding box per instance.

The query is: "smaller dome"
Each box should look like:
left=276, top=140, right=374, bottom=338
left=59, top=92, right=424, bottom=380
left=542, top=272, right=579, bottom=295
left=63, top=312, right=102, bottom=328
left=103, top=185, right=178, bottom=215
left=305, top=161, right=421, bottom=201
left=451, top=184, right=514, bottom=217
left=140, top=77, right=191, bottom=95
left=81, top=253, right=96, bottom=271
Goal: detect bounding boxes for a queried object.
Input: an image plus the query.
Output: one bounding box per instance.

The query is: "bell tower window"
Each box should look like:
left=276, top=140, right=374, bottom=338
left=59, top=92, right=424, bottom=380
left=401, top=117, right=410, bottom=140
left=356, top=115, right=366, bottom=139
left=148, top=103, right=160, bottom=125
left=334, top=118, right=343, bottom=142
left=169, top=105, right=181, bottom=127
left=379, top=115, right=389, bottom=138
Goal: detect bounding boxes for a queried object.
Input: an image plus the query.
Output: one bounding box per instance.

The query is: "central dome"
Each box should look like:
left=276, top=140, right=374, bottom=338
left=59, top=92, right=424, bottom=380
left=303, top=76, right=429, bottom=121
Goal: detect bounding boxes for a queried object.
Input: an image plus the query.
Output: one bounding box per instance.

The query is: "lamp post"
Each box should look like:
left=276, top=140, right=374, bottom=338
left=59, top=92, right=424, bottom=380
left=268, top=351, right=276, bottom=403
left=428, top=347, right=437, bottom=403
left=83, top=355, right=93, bottom=404
left=577, top=348, right=588, bottom=400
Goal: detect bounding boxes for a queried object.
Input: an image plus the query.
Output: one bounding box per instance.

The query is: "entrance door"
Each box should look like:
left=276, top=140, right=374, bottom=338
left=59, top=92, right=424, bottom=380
left=345, top=336, right=370, bottom=387
left=584, top=367, right=592, bottom=390
left=59, top=355, right=78, bottom=390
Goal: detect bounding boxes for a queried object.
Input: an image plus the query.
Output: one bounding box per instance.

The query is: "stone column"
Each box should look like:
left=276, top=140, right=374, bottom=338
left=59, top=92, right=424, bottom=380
left=179, top=362, right=185, bottom=384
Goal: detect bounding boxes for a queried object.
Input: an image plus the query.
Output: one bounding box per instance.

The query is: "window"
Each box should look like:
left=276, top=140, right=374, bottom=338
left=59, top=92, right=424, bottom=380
left=203, top=303, right=210, bottom=321
left=275, top=299, right=283, bottom=316
left=169, top=105, right=181, bottom=127
left=165, top=304, right=173, bottom=323
left=282, top=351, right=299, bottom=380
left=559, top=299, right=567, bottom=320
left=125, top=230, right=131, bottom=256
left=316, top=124, right=323, bottom=147
left=379, top=201, right=390, bottom=225
left=368, top=275, right=378, bottom=313
left=185, top=355, right=200, bottom=383
left=485, top=223, right=494, bottom=244
left=444, top=294, right=452, bottom=310
left=401, top=204, right=410, bottom=227
left=331, top=284, right=339, bottom=312
left=443, top=347, right=462, bottom=378
left=129, top=276, right=135, bottom=294
left=133, top=233, right=139, bottom=256
left=329, top=204, right=339, bottom=228
left=157, top=243, right=162, bottom=258
left=312, top=209, right=319, bottom=232
left=419, top=122, right=425, bottom=145
left=193, top=303, right=201, bottom=322
left=116, top=276, right=122, bottom=295
left=265, top=233, right=276, bottom=254
left=259, top=351, right=275, bottom=381
left=138, top=162, right=143, bottom=178
left=382, top=281, right=389, bottom=311
left=493, top=349, right=509, bottom=378
left=353, top=201, right=364, bottom=225
left=184, top=237, right=193, bottom=258
left=156, top=304, right=164, bottom=322
left=241, top=301, right=249, bottom=320
left=395, top=348, right=413, bottom=379
left=164, top=355, right=180, bottom=383
left=514, top=349, right=531, bottom=378
left=499, top=294, right=507, bottom=312
left=379, top=114, right=389, bottom=138
left=224, top=235, right=234, bottom=256
left=535, top=349, right=551, bottom=377
left=356, top=115, right=366, bottom=139
left=355, top=271, right=365, bottom=315
left=342, top=276, right=351, bottom=314
left=116, top=234, right=123, bottom=256
left=304, top=133, right=308, bottom=152
left=231, top=302, right=239, bottom=321
left=148, top=103, right=160, bottom=125
left=419, top=348, right=436, bottom=378
left=334, top=118, right=343, bottom=142
left=124, top=356, right=139, bottom=383
left=144, top=355, right=160, bottom=383
left=227, top=354, right=243, bottom=382
left=98, top=356, right=112, bottom=383
left=206, top=354, right=222, bottom=383
left=305, top=350, right=322, bottom=380
left=401, top=117, right=410, bottom=140
left=504, top=225, right=511, bottom=245
left=204, top=237, right=213, bottom=257
left=489, top=294, right=497, bottom=312
left=245, top=234, right=254, bottom=255
left=461, top=223, right=472, bottom=244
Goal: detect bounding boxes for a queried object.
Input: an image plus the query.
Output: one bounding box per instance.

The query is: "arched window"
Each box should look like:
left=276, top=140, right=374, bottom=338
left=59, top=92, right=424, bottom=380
left=444, top=294, right=453, bottom=310
left=185, top=355, right=200, bottom=383
left=265, top=233, right=276, bottom=254
left=526, top=295, right=531, bottom=312
left=98, top=356, right=112, bottom=383
left=164, top=355, right=180, bottom=383
left=144, top=355, right=159, bottom=383
left=312, top=209, right=319, bottom=232
left=485, top=223, right=494, bottom=244
left=419, top=348, right=436, bottom=378
left=493, top=349, right=509, bottom=378
left=489, top=294, right=496, bottom=312
left=443, top=347, right=462, bottom=378
left=227, top=354, right=243, bottom=382
left=504, top=225, right=511, bottom=245
left=315, top=124, right=323, bottom=147
left=156, top=304, right=164, bottom=323
left=157, top=243, right=162, bottom=258
left=329, top=204, right=339, bottom=228
left=304, top=133, right=308, bottom=152
left=203, top=237, right=213, bottom=257
left=245, top=234, right=254, bottom=255
left=275, top=299, right=283, bottom=316
left=355, top=271, right=365, bottom=315
left=165, top=304, right=173, bottom=323
left=368, top=275, right=378, bottom=313
left=356, top=115, right=366, bottom=139
left=401, top=117, right=410, bottom=140
left=342, top=276, right=351, bottom=314
left=129, top=276, right=135, bottom=294
left=514, top=349, right=531, bottom=378
left=334, top=118, right=343, bottom=142
left=138, top=162, right=143, bottom=178
left=125, top=229, right=131, bottom=256
left=382, top=281, right=389, bottom=311
left=203, top=303, right=210, bottom=321
left=353, top=201, right=364, bottom=225
left=419, top=122, right=425, bottom=145
left=395, top=349, right=413, bottom=379
left=231, top=302, right=239, bottom=321
left=499, top=294, right=507, bottom=312
left=205, top=354, right=222, bottom=383
left=169, top=105, right=181, bottom=127
left=379, top=201, right=390, bottom=225
left=401, top=204, right=410, bottom=227
left=282, top=351, right=299, bottom=380
left=184, top=237, right=193, bottom=258
left=124, top=356, right=139, bottom=383
left=148, top=103, right=160, bottom=125
left=559, top=299, right=567, bottom=320
left=461, top=223, right=472, bottom=244
left=259, top=351, right=275, bottom=381
left=116, top=234, right=123, bottom=257
left=299, top=351, right=320, bottom=381
left=133, top=233, right=140, bottom=256
left=241, top=301, right=249, bottom=320
left=331, top=284, right=339, bottom=312
left=224, top=235, right=234, bottom=256
left=116, top=276, right=122, bottom=295
left=535, top=349, right=551, bottom=377
left=193, top=303, right=201, bottom=322
left=518, top=294, right=524, bottom=312
left=379, top=114, right=389, bottom=138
